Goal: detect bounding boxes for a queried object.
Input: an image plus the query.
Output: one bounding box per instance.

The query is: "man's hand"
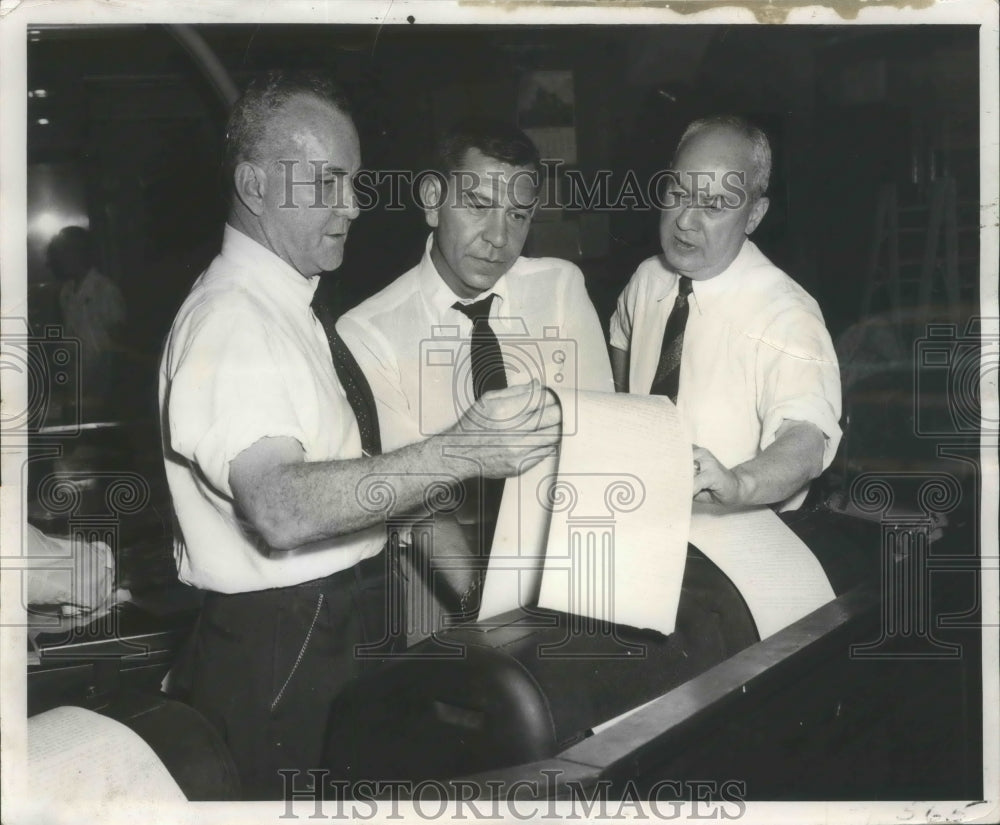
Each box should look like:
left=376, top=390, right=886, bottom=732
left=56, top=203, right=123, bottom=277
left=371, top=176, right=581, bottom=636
left=692, top=445, right=747, bottom=506
left=226, top=380, right=563, bottom=553
left=443, top=380, right=562, bottom=478
left=691, top=420, right=826, bottom=508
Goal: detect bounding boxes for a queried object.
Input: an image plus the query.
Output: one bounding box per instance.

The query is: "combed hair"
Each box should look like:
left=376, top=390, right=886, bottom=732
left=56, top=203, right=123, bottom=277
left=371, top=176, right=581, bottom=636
left=676, top=115, right=772, bottom=200
left=224, top=69, right=352, bottom=179
left=435, top=118, right=541, bottom=180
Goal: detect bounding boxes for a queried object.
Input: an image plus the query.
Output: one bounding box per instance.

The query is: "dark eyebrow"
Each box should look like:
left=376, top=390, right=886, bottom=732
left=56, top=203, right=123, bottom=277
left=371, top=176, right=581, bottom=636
left=464, top=190, right=495, bottom=206
left=322, top=166, right=350, bottom=176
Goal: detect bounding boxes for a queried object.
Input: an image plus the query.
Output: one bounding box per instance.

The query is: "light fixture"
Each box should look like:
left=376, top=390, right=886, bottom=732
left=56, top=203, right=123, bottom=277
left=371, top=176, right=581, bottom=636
left=31, top=211, right=63, bottom=238
left=36, top=118, right=50, bottom=126
left=33, top=88, right=48, bottom=98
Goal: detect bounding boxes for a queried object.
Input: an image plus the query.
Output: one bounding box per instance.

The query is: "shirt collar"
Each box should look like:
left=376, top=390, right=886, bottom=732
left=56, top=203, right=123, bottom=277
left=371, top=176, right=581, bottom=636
left=689, top=239, right=757, bottom=314
left=416, top=233, right=510, bottom=324
left=219, top=224, right=321, bottom=309
left=655, top=238, right=756, bottom=316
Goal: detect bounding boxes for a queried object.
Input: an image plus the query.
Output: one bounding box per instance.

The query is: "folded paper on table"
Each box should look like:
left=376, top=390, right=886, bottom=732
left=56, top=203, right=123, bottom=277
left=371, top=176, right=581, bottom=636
left=480, top=390, right=692, bottom=636
left=689, top=503, right=835, bottom=639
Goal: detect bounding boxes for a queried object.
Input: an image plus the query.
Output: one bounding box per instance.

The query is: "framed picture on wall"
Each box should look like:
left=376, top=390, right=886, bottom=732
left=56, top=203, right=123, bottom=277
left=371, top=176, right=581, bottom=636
left=517, top=69, right=577, bottom=164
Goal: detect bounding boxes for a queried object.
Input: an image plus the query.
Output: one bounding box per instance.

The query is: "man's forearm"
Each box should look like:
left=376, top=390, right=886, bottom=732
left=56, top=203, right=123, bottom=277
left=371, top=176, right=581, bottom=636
left=233, top=382, right=561, bottom=552
left=730, top=420, right=826, bottom=507
left=247, top=437, right=473, bottom=551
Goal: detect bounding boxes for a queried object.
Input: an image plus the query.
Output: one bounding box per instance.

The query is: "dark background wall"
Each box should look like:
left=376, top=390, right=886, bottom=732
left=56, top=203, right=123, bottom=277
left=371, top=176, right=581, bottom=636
left=26, top=23, right=981, bottom=423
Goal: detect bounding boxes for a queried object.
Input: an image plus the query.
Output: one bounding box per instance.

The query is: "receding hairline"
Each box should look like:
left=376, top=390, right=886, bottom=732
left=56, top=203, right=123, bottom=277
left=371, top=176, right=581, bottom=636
left=673, top=118, right=771, bottom=199
left=252, top=92, right=356, bottom=168
left=675, top=123, right=752, bottom=163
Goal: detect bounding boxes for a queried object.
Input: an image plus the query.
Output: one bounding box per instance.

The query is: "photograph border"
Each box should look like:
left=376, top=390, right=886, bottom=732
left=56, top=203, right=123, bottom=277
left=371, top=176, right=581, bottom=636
left=2, top=1, right=997, bottom=823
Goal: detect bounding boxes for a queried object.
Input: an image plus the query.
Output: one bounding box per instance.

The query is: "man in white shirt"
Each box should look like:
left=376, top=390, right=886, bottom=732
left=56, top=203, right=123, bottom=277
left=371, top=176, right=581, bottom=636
left=159, top=74, right=560, bottom=798
left=610, top=116, right=841, bottom=511
left=338, top=119, right=613, bottom=640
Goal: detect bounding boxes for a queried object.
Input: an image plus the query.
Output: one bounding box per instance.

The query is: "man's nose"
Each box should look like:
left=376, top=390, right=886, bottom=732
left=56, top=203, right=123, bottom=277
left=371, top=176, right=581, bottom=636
left=333, top=179, right=360, bottom=220
left=674, top=203, right=699, bottom=231
left=482, top=209, right=508, bottom=248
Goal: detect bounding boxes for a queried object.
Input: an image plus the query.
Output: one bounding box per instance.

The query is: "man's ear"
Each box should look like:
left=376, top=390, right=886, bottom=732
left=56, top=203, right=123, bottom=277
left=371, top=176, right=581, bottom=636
left=745, top=195, right=770, bottom=235
left=419, top=173, right=445, bottom=229
left=233, top=161, right=268, bottom=216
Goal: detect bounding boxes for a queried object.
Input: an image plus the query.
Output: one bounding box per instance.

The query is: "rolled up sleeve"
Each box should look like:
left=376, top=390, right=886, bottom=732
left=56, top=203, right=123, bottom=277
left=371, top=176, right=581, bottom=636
left=165, top=310, right=309, bottom=498
left=756, top=308, right=843, bottom=471
left=608, top=277, right=636, bottom=353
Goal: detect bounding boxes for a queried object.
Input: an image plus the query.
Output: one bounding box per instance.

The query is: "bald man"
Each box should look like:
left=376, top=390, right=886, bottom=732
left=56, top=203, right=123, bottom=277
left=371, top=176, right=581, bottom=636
left=610, top=115, right=841, bottom=511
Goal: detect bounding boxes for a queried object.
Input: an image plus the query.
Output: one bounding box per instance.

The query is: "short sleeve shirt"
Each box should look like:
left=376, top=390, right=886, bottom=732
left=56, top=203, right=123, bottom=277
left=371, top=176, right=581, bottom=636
left=610, top=240, right=842, bottom=510
left=159, top=226, right=383, bottom=593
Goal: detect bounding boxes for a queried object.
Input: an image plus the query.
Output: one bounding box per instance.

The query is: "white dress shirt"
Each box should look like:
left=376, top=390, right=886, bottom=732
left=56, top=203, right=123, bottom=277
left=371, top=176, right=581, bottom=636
left=610, top=239, right=842, bottom=510
left=338, top=234, right=614, bottom=450
left=159, top=225, right=384, bottom=593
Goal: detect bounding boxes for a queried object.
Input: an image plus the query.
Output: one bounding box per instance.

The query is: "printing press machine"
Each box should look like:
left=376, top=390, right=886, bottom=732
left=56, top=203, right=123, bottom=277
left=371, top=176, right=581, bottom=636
left=24, top=412, right=982, bottom=801
left=319, top=499, right=981, bottom=800
left=20, top=291, right=983, bottom=803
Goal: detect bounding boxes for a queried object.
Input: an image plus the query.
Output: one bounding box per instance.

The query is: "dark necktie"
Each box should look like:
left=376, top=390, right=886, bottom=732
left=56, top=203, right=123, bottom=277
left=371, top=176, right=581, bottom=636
left=649, top=276, right=693, bottom=404
left=312, top=301, right=382, bottom=457
left=452, top=294, right=508, bottom=399
left=450, top=293, right=507, bottom=617
left=314, top=301, right=410, bottom=653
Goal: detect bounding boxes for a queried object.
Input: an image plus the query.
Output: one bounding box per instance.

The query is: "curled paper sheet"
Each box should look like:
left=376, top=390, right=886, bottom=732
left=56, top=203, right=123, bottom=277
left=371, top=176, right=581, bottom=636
left=480, top=388, right=835, bottom=640
left=688, top=503, right=836, bottom=639
left=482, top=390, right=692, bottom=636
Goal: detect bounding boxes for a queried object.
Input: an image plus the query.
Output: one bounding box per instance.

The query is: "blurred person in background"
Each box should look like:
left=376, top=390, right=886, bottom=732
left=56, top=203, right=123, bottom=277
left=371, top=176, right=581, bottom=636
left=48, top=225, right=126, bottom=419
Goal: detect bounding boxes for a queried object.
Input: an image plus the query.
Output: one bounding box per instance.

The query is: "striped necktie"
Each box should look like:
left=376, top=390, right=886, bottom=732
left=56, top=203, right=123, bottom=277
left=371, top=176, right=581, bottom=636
left=649, top=276, right=693, bottom=404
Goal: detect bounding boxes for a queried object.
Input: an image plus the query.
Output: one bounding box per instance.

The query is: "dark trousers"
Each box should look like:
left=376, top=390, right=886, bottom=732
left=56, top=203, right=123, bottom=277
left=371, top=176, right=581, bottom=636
left=175, top=553, right=401, bottom=800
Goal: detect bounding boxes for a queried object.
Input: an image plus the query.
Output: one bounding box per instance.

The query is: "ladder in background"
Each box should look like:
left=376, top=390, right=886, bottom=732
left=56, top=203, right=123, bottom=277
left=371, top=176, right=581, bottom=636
left=862, top=176, right=962, bottom=319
